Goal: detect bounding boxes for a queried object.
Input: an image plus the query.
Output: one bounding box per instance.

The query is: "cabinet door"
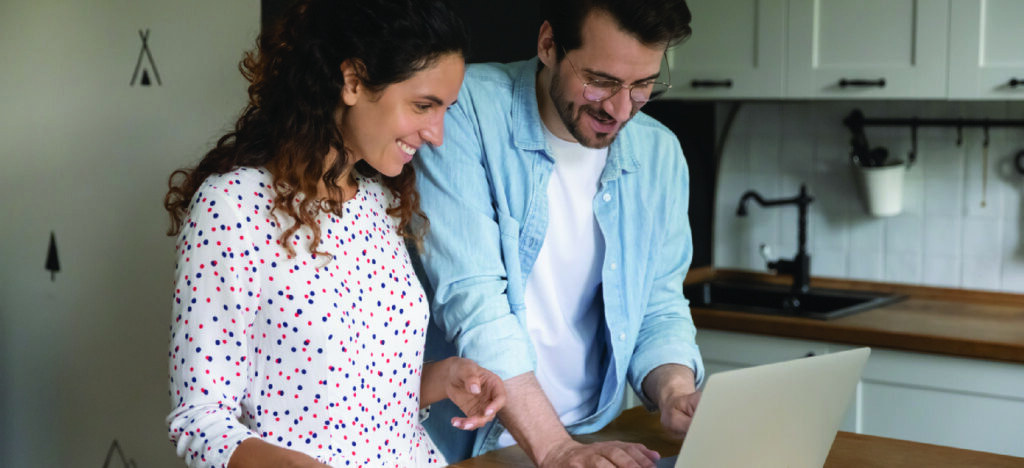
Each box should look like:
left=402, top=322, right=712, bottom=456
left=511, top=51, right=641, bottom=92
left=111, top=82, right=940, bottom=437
left=696, top=329, right=828, bottom=376
left=860, top=348, right=1024, bottom=457
left=786, top=0, right=950, bottom=99
left=666, top=0, right=786, bottom=99
left=948, top=0, right=1024, bottom=99
left=697, top=330, right=857, bottom=431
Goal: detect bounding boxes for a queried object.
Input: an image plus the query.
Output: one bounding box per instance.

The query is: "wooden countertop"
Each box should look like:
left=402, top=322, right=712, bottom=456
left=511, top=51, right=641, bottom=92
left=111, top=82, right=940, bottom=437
left=451, top=407, right=1024, bottom=467
left=686, top=268, right=1024, bottom=364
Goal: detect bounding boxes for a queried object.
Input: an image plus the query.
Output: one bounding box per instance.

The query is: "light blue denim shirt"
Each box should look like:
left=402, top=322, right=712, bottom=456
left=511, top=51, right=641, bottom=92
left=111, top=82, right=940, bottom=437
left=413, top=58, right=704, bottom=461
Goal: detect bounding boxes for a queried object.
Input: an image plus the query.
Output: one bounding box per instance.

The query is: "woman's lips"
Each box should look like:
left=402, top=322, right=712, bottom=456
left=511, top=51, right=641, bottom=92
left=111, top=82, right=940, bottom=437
left=397, top=140, right=417, bottom=162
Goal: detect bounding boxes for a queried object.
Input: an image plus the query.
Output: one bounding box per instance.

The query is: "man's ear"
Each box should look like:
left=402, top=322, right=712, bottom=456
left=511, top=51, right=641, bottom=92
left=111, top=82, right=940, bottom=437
left=339, top=59, right=365, bottom=106
left=537, top=21, right=557, bottom=69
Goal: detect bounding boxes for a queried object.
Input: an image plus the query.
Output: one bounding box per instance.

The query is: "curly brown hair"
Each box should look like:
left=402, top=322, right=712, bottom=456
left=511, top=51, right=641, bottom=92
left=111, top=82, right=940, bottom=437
left=164, top=0, right=468, bottom=257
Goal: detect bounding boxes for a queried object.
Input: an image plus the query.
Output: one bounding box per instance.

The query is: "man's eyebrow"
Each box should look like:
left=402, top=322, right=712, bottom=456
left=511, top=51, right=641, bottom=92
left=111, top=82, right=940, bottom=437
left=582, top=68, right=661, bottom=83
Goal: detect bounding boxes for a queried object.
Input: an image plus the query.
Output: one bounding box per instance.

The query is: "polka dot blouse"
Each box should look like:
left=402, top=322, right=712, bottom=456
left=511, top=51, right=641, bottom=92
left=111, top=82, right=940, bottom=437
left=167, top=167, right=445, bottom=467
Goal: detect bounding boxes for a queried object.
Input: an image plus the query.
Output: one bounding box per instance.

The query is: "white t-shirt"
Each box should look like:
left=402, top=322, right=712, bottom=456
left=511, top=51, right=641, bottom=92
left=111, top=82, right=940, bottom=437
left=497, top=126, right=609, bottom=447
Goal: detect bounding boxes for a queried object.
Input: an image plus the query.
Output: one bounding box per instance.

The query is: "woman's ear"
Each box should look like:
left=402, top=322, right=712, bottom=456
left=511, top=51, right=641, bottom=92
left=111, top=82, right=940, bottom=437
left=339, top=59, right=365, bottom=106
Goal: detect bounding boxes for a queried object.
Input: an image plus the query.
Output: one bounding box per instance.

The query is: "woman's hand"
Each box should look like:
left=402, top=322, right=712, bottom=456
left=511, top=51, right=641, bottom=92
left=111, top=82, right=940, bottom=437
left=442, top=357, right=506, bottom=431
left=420, top=356, right=506, bottom=430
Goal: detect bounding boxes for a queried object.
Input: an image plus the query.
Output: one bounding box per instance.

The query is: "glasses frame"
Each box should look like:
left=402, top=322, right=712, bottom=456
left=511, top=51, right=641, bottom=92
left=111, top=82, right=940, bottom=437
left=561, top=47, right=673, bottom=104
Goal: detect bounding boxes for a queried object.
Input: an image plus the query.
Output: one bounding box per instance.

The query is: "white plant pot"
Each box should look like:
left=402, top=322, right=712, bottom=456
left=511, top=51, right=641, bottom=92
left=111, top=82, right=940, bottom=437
left=853, top=161, right=905, bottom=217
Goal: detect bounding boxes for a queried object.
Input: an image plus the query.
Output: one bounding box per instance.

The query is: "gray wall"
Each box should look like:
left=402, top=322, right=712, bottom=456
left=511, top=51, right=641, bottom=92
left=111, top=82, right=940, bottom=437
left=0, top=1, right=259, bottom=466
left=714, top=101, right=1024, bottom=292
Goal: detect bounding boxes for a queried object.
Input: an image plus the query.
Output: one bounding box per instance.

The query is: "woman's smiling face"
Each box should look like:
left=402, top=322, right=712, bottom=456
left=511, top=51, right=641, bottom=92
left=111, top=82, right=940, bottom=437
left=338, top=53, right=465, bottom=177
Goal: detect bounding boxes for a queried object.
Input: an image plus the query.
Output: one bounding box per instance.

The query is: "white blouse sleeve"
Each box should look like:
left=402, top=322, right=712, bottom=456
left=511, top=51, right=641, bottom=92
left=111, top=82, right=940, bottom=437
left=167, top=185, right=261, bottom=468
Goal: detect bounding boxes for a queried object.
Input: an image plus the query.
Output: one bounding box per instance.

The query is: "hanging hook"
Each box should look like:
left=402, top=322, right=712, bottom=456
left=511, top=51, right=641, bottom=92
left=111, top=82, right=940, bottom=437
left=983, top=122, right=990, bottom=148
left=955, top=122, right=963, bottom=146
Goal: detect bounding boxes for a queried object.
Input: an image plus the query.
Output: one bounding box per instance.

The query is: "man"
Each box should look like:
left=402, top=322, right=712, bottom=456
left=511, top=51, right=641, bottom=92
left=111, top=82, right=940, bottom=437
left=413, top=1, right=702, bottom=466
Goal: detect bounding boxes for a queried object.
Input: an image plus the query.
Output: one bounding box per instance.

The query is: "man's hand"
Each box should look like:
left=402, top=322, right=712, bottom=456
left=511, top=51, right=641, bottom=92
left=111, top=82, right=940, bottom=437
left=444, top=357, right=506, bottom=431
left=540, top=439, right=660, bottom=468
left=642, top=363, right=701, bottom=438
left=658, top=390, right=701, bottom=438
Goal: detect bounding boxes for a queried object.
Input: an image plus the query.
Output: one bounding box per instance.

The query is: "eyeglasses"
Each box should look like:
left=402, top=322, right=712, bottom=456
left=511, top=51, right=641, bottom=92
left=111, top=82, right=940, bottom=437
left=561, top=47, right=672, bottom=104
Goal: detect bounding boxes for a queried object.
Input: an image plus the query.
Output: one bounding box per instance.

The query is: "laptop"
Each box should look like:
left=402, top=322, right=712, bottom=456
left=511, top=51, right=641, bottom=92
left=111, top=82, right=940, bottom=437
left=656, top=347, right=870, bottom=468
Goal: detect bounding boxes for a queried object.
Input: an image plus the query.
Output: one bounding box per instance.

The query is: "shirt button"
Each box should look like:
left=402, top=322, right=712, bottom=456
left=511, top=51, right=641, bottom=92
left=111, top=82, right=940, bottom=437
left=603, top=193, right=612, bottom=202
left=619, top=333, right=626, bottom=341
left=610, top=262, right=618, bottom=270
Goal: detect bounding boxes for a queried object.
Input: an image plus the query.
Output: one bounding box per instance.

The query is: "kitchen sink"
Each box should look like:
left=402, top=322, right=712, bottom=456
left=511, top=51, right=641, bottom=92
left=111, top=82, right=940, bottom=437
left=684, top=280, right=906, bottom=320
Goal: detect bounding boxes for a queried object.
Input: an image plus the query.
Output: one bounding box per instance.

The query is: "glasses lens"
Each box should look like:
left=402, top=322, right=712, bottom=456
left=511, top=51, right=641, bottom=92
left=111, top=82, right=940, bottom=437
left=631, top=83, right=670, bottom=103
left=583, top=82, right=618, bottom=102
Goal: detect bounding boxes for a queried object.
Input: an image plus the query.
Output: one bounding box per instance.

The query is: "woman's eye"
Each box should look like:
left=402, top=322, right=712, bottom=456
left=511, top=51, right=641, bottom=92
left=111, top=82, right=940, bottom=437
left=415, top=103, right=432, bottom=112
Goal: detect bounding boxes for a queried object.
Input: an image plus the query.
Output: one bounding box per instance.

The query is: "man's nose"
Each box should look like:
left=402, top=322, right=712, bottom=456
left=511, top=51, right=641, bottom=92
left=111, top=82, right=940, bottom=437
left=602, top=88, right=634, bottom=122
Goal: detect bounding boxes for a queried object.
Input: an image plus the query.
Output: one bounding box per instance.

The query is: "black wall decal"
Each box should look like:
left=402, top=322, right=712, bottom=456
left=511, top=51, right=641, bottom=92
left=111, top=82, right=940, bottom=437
left=45, top=231, right=60, bottom=281
left=102, top=440, right=138, bottom=468
left=131, top=29, right=161, bottom=87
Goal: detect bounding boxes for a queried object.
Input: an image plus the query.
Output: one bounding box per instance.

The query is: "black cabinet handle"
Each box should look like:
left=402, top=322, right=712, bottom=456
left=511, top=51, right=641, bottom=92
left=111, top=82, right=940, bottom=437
left=691, top=79, right=733, bottom=88
left=839, top=78, right=886, bottom=88
left=1010, top=78, right=1024, bottom=88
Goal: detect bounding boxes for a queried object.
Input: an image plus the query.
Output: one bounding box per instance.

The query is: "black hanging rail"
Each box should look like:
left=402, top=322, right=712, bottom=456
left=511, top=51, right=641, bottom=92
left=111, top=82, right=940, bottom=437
left=843, top=109, right=1024, bottom=171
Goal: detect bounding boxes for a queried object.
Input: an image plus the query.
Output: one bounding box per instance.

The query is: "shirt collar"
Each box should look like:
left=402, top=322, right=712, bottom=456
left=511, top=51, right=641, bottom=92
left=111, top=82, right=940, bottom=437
left=510, top=57, right=640, bottom=177
left=510, top=58, right=547, bottom=152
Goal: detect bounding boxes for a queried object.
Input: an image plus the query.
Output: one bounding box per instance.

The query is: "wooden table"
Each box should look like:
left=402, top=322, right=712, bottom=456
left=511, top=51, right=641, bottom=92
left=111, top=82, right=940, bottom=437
left=451, top=407, right=1024, bottom=467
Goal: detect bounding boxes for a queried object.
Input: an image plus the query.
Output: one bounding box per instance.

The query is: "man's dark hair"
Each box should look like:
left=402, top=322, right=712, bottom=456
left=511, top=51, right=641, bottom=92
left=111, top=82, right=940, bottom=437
left=544, top=0, right=692, bottom=59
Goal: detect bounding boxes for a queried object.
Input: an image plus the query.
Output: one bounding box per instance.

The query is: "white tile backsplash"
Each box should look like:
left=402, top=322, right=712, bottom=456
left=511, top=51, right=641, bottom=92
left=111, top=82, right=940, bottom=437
left=922, top=255, right=962, bottom=287
left=847, top=250, right=884, bottom=281
left=962, top=254, right=1003, bottom=290
left=923, top=177, right=963, bottom=216
left=885, top=215, right=924, bottom=254
left=962, top=217, right=1004, bottom=257
left=713, top=101, right=1024, bottom=291
left=884, top=251, right=923, bottom=284
left=923, top=216, right=963, bottom=255
left=848, top=218, right=885, bottom=253
left=1000, top=260, right=1024, bottom=293
left=812, top=248, right=848, bottom=278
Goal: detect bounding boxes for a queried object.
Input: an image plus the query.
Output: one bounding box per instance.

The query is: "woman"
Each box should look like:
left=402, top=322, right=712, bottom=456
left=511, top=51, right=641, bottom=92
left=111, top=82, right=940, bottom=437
left=163, top=1, right=503, bottom=466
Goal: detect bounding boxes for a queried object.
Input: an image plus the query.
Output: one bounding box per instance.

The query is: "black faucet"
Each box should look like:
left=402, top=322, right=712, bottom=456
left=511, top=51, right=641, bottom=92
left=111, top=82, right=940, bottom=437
left=736, top=184, right=814, bottom=295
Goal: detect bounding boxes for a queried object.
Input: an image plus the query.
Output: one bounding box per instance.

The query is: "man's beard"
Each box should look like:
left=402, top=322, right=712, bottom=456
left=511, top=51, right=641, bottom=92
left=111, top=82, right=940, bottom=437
left=549, top=70, right=635, bottom=149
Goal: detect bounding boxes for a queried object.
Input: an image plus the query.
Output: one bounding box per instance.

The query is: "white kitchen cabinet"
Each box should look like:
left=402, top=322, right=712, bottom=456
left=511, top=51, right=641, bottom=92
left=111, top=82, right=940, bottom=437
left=695, top=329, right=1024, bottom=456
left=666, top=0, right=787, bottom=99
left=860, top=347, right=1024, bottom=457
left=947, top=0, right=1024, bottom=100
left=695, top=328, right=827, bottom=374
left=692, top=330, right=856, bottom=430
left=785, top=0, right=950, bottom=99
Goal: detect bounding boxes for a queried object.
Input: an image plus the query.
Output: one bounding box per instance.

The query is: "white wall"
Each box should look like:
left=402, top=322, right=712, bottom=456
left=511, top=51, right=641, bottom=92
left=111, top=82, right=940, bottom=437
left=0, top=1, right=259, bottom=466
left=714, top=101, right=1024, bottom=292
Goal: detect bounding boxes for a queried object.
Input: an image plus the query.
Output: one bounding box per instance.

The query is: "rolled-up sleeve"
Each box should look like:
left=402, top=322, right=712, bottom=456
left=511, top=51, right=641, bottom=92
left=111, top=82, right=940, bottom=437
left=414, top=92, right=536, bottom=381
left=627, top=142, right=705, bottom=408
left=167, top=188, right=259, bottom=468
